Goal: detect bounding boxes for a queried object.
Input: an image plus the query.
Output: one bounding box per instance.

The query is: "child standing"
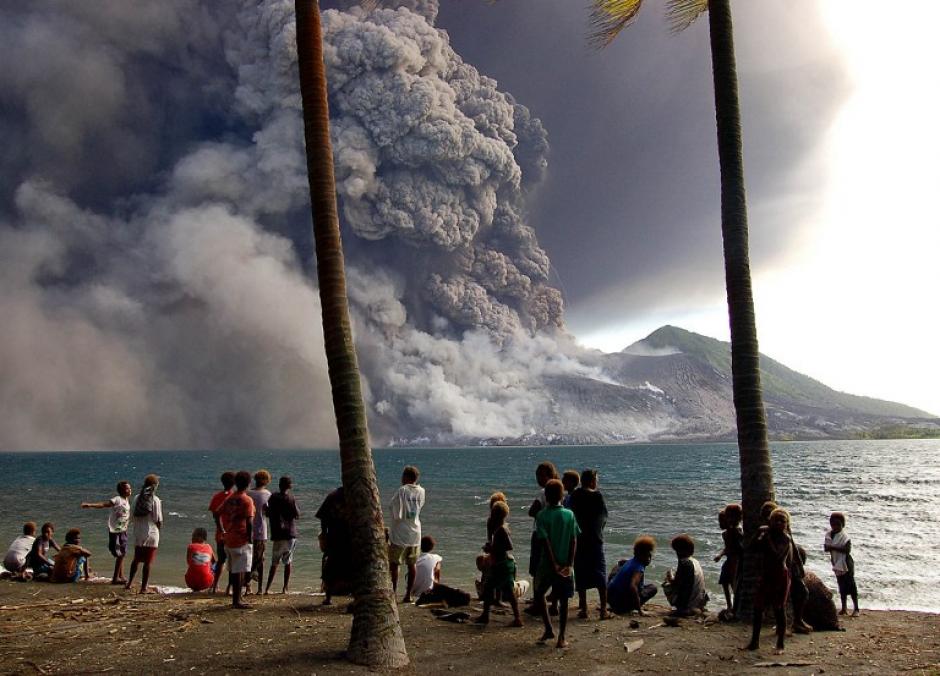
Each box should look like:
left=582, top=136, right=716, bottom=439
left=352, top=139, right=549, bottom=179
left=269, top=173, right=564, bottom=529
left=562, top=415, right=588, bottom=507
left=268, top=476, right=301, bottom=595
left=208, top=471, right=235, bottom=594
left=824, top=512, right=859, bottom=616
left=126, top=474, right=163, bottom=594
left=527, top=462, right=559, bottom=616
left=220, top=470, right=255, bottom=609
left=51, top=528, right=91, bottom=583
left=746, top=508, right=793, bottom=654
left=475, top=501, right=523, bottom=627
left=81, top=480, right=132, bottom=585
left=713, top=503, right=743, bottom=616
left=570, top=469, right=609, bottom=620
left=388, top=465, right=425, bottom=603
left=533, top=479, right=580, bottom=649
left=561, top=470, right=580, bottom=508
left=185, top=528, right=217, bottom=592
left=247, top=470, right=272, bottom=595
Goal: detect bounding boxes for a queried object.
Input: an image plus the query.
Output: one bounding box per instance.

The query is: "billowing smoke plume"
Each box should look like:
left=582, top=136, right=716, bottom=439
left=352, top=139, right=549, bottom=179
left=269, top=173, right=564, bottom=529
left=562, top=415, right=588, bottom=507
left=0, top=0, right=611, bottom=450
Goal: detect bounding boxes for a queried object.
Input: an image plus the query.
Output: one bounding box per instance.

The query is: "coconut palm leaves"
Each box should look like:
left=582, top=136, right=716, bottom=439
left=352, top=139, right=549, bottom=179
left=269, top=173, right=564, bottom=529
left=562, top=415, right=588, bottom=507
left=589, top=0, right=707, bottom=46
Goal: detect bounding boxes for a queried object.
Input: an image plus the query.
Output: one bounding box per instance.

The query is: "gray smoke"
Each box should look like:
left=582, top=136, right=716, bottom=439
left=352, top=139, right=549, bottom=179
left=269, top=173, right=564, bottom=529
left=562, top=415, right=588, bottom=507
left=0, top=0, right=603, bottom=450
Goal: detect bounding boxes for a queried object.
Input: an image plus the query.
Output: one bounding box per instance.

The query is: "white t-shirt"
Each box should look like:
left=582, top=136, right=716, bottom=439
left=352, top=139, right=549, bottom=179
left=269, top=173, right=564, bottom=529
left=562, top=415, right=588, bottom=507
left=825, top=530, right=850, bottom=574
left=108, top=496, right=130, bottom=534
left=412, top=552, right=442, bottom=595
left=247, top=488, right=272, bottom=541
left=389, top=483, right=425, bottom=547
left=3, top=535, right=35, bottom=570
left=132, top=495, right=163, bottom=547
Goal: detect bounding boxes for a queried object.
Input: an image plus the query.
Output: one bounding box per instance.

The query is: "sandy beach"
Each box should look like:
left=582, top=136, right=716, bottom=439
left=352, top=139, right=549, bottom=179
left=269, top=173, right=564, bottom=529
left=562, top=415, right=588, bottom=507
left=1, top=580, right=938, bottom=675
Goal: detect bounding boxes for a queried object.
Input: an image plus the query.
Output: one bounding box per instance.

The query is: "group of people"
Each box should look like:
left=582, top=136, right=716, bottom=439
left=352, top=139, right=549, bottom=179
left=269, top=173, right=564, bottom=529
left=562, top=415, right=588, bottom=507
left=3, top=461, right=861, bottom=652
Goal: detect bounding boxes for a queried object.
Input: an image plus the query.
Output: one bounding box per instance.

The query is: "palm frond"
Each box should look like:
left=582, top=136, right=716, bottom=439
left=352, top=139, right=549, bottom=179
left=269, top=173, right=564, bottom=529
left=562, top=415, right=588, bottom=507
left=665, top=0, right=708, bottom=33
left=588, top=0, right=644, bottom=48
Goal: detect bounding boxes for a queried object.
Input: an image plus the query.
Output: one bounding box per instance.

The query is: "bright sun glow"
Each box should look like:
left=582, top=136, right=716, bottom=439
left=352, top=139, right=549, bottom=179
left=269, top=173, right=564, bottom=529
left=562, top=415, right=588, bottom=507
left=580, top=1, right=940, bottom=416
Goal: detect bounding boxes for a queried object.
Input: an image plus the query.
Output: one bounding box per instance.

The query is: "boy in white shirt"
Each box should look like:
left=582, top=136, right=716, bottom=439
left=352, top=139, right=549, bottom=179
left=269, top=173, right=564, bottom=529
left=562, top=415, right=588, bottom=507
left=3, top=522, right=37, bottom=579
left=824, top=512, right=859, bottom=616
left=81, top=480, right=132, bottom=585
left=412, top=535, right=442, bottom=597
left=388, top=465, right=425, bottom=602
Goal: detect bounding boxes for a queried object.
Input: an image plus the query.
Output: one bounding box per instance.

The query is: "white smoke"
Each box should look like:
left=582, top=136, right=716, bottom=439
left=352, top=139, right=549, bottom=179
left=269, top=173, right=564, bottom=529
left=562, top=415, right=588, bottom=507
left=0, top=0, right=614, bottom=450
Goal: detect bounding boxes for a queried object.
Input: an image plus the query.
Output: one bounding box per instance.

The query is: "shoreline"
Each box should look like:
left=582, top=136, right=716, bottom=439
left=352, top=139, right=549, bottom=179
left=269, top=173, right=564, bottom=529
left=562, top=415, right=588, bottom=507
left=2, top=580, right=939, bottom=675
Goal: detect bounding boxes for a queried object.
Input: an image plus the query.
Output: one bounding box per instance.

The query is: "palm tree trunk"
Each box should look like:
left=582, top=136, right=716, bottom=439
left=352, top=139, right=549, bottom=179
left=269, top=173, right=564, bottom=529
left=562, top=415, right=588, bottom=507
left=294, top=0, right=409, bottom=666
left=707, top=0, right=775, bottom=620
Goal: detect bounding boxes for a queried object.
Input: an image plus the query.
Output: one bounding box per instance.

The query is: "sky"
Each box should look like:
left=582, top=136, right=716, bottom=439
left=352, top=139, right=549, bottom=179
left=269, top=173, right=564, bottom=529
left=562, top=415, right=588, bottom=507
left=0, top=0, right=935, bottom=451
left=435, top=0, right=940, bottom=417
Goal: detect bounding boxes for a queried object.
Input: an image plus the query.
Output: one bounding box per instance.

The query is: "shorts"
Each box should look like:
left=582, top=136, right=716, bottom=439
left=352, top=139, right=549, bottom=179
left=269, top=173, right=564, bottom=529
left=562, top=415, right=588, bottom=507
left=836, top=571, right=858, bottom=597
left=388, top=543, right=419, bottom=566
left=533, top=568, right=575, bottom=599
left=109, top=531, right=128, bottom=558
left=133, top=546, right=157, bottom=565
left=272, top=539, right=297, bottom=565
left=250, top=540, right=267, bottom=579
left=226, top=544, right=253, bottom=575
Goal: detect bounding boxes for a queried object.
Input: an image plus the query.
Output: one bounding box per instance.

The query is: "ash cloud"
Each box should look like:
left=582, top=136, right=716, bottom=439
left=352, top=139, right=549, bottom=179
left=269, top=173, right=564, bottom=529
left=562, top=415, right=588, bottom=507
left=0, top=0, right=599, bottom=450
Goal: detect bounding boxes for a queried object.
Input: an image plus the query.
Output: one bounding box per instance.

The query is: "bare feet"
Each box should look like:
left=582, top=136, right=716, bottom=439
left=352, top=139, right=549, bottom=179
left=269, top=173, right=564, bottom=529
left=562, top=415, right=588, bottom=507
left=233, top=602, right=251, bottom=610
left=556, top=639, right=569, bottom=650
left=839, top=608, right=847, bottom=615
left=537, top=630, right=555, bottom=644
left=473, top=615, right=489, bottom=625
left=577, top=609, right=588, bottom=619
left=509, top=618, right=524, bottom=627
left=773, top=646, right=784, bottom=655
left=745, top=642, right=759, bottom=651
left=851, top=609, right=860, bottom=617
left=402, top=596, right=412, bottom=604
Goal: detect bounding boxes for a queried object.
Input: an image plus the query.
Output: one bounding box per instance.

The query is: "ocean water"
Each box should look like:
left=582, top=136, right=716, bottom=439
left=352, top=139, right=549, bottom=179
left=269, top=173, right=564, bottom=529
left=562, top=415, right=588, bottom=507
left=1, top=440, right=938, bottom=612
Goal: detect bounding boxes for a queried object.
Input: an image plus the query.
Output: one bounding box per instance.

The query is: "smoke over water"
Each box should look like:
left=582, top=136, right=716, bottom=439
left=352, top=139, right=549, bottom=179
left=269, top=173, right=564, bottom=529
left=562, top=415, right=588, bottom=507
left=0, top=0, right=609, bottom=450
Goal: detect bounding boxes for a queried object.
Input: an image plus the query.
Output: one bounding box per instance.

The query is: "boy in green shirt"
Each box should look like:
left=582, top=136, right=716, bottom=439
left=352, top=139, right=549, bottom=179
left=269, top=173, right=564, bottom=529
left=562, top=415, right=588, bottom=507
left=533, top=479, right=580, bottom=649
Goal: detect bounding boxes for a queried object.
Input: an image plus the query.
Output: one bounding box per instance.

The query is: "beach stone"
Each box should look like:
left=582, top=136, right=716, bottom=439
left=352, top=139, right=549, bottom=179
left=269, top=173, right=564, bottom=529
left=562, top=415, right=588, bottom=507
left=803, top=571, right=841, bottom=631
left=624, top=639, right=644, bottom=653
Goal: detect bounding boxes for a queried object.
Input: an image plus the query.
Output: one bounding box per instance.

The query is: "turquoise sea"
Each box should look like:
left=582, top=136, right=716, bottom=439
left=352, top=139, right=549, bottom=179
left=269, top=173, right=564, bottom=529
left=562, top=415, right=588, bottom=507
left=1, top=440, right=938, bottom=612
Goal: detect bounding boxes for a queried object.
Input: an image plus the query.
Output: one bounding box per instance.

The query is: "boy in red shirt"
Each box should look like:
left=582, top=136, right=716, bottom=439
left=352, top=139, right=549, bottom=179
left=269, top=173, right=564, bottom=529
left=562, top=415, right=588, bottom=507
left=220, top=470, right=255, bottom=609
left=208, top=471, right=235, bottom=594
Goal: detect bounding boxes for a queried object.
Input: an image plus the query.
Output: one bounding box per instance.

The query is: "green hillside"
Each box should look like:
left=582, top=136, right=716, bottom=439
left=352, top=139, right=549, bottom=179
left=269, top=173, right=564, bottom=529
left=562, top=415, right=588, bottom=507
left=639, top=326, right=933, bottom=419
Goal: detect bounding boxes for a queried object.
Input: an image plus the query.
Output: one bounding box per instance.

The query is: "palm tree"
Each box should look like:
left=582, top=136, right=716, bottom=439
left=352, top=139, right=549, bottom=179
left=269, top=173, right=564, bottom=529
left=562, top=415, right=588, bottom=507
left=590, top=0, right=775, bottom=615
left=294, top=0, right=408, bottom=666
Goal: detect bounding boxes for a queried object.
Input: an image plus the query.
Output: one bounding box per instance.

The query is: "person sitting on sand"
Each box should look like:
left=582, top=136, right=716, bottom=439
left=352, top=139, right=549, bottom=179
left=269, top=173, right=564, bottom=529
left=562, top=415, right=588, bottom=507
left=607, top=535, right=658, bottom=615
left=126, top=474, right=163, bottom=594
left=246, top=470, right=272, bottom=595
left=713, top=503, right=743, bottom=617
left=388, top=465, right=425, bottom=603
left=570, top=469, right=609, bottom=620
left=474, top=501, right=523, bottom=627
left=824, top=512, right=859, bottom=617
left=81, top=480, right=132, bottom=585
left=410, top=535, right=472, bottom=607
left=532, top=479, right=579, bottom=649
left=3, top=522, right=37, bottom=580
left=208, top=471, right=235, bottom=594
left=220, top=470, right=255, bottom=609
left=26, top=522, right=59, bottom=580
left=51, top=528, right=91, bottom=583
left=663, top=533, right=708, bottom=616
left=746, top=507, right=793, bottom=654
left=185, top=527, right=216, bottom=592
left=267, top=475, right=301, bottom=596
